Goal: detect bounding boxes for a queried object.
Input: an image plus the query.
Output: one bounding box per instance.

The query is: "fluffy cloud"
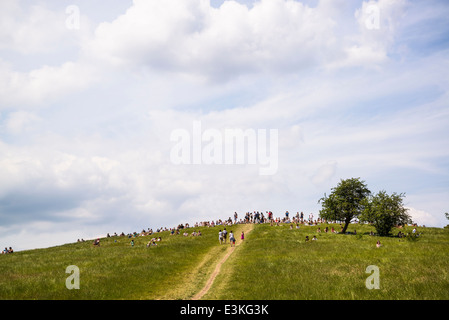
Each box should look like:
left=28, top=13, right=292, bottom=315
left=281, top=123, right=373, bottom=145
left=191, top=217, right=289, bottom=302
left=407, top=207, right=439, bottom=227
left=1, top=111, right=42, bottom=135
left=0, top=60, right=100, bottom=108
left=0, top=2, right=68, bottom=54
left=0, top=0, right=410, bottom=109
left=85, top=0, right=401, bottom=80
left=310, top=161, right=338, bottom=186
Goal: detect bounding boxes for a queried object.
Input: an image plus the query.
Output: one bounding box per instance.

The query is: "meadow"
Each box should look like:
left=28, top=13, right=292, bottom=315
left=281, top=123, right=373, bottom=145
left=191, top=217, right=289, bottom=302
left=204, top=223, right=449, bottom=300
left=0, top=224, right=247, bottom=300
left=1, top=222, right=448, bottom=300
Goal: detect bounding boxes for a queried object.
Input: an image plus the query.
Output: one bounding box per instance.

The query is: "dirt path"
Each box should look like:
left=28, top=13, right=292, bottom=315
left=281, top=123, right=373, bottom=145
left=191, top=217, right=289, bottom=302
left=192, top=223, right=254, bottom=300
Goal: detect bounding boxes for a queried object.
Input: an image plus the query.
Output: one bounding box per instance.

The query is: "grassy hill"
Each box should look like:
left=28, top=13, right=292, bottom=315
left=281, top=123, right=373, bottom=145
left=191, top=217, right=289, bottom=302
left=1, top=222, right=448, bottom=300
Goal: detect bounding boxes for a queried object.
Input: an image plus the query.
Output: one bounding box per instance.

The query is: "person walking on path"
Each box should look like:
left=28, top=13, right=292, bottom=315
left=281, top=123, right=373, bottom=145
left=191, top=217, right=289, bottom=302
left=219, top=230, right=223, bottom=244
left=241, top=231, right=245, bottom=241
left=222, top=228, right=228, bottom=244
left=229, top=231, right=236, bottom=247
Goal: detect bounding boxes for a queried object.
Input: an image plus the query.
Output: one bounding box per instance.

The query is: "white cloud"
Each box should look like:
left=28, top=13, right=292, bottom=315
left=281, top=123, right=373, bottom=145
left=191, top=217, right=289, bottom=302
left=0, top=60, right=101, bottom=108
left=0, top=3, right=65, bottom=54
left=406, top=207, right=439, bottom=227
left=0, top=1, right=91, bottom=55
left=85, top=0, right=388, bottom=80
left=310, top=161, right=338, bottom=186
left=2, top=111, right=41, bottom=135
left=0, top=0, right=409, bottom=109
left=325, top=0, right=408, bottom=69
left=354, top=0, right=407, bottom=49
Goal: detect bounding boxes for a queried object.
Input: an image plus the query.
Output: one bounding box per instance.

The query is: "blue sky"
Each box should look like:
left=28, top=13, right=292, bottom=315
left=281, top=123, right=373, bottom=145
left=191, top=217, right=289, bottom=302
left=1, top=0, right=448, bottom=251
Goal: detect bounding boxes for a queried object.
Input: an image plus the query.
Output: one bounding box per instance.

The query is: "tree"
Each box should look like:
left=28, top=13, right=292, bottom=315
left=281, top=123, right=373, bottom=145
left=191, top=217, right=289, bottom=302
left=360, top=190, right=412, bottom=236
left=319, top=177, right=371, bottom=234
left=445, top=212, right=449, bottom=220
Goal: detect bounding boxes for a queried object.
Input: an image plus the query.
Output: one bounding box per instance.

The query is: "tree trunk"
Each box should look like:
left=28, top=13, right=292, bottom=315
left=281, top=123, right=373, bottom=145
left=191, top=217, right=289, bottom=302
left=341, top=218, right=351, bottom=234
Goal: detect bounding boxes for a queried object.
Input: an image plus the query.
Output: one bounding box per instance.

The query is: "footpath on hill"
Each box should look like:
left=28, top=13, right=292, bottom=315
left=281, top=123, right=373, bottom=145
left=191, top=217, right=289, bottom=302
left=157, top=223, right=254, bottom=300
left=191, top=223, right=254, bottom=300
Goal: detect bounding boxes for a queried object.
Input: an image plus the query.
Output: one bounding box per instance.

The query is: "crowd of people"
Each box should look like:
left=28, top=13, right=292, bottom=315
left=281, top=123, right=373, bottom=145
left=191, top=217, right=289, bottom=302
left=0, top=210, right=423, bottom=254
left=70, top=210, right=421, bottom=250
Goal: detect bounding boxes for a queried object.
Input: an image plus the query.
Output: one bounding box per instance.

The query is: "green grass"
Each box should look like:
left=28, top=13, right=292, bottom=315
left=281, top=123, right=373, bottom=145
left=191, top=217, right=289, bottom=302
left=1, top=223, right=448, bottom=300
left=206, top=223, right=449, bottom=300
left=0, top=226, right=223, bottom=299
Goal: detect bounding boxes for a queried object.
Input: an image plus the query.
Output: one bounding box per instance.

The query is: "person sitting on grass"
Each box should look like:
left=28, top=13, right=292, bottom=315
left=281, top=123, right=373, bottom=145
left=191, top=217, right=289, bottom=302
left=376, top=240, right=382, bottom=248
left=305, top=236, right=309, bottom=242
left=93, top=238, right=100, bottom=246
left=147, top=240, right=157, bottom=247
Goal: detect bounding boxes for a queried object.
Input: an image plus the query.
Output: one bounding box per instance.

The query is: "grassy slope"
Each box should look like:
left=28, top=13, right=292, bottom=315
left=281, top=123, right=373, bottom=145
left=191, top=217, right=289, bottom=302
left=1, top=223, right=448, bottom=300
left=0, top=226, right=222, bottom=299
left=207, top=223, right=449, bottom=300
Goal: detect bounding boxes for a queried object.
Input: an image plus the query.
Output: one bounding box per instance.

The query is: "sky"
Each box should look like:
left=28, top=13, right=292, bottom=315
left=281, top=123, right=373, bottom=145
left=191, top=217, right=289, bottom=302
left=1, top=0, right=448, bottom=251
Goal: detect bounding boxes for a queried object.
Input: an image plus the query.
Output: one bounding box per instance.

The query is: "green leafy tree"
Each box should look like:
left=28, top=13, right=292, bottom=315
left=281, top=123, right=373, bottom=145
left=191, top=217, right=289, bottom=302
left=360, top=190, right=412, bottom=236
left=319, top=177, right=371, bottom=234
